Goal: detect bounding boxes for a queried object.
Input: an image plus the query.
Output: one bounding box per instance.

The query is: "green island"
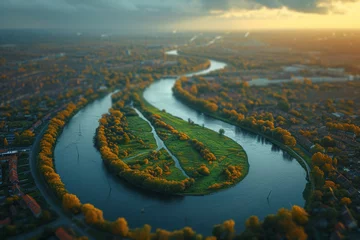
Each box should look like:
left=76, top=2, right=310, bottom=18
left=96, top=90, right=248, bottom=195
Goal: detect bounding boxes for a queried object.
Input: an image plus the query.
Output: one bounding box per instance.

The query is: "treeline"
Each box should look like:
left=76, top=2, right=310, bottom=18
left=173, top=78, right=297, bottom=147
left=326, top=122, right=360, bottom=136
left=207, top=165, right=243, bottom=190
left=173, top=77, right=219, bottom=113
left=190, top=139, right=217, bottom=162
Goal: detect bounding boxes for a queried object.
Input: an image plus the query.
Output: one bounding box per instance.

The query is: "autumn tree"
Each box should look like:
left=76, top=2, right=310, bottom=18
left=129, top=224, right=152, bottom=240
left=340, top=197, right=351, bottom=205
left=62, top=193, right=81, bottom=213
left=81, top=204, right=104, bottom=225
left=198, top=165, right=210, bottom=176
left=311, top=152, right=334, bottom=173
left=311, top=144, right=325, bottom=154
left=312, top=166, right=324, bottom=188
left=212, top=219, right=235, bottom=240
left=291, top=205, right=309, bottom=225
left=112, top=217, right=129, bottom=237
left=245, top=216, right=261, bottom=230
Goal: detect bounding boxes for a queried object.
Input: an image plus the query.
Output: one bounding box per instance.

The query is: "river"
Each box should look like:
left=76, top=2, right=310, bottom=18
left=54, top=50, right=307, bottom=235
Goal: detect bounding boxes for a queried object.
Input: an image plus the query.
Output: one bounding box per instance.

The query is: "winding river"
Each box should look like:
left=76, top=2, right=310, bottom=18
left=54, top=50, right=307, bottom=235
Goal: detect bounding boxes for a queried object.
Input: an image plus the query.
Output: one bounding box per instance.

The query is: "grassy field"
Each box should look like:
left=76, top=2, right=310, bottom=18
left=118, top=114, right=157, bottom=159
left=126, top=149, right=187, bottom=181
left=119, top=111, right=187, bottom=182
left=139, top=98, right=249, bottom=195
left=111, top=101, right=249, bottom=195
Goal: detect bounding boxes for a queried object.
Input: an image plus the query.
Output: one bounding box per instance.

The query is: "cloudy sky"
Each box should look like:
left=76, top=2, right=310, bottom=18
left=0, top=0, right=358, bottom=32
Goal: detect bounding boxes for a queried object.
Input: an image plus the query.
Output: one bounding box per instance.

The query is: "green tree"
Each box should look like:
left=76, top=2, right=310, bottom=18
left=219, top=128, right=225, bottom=136
left=277, top=100, right=290, bottom=112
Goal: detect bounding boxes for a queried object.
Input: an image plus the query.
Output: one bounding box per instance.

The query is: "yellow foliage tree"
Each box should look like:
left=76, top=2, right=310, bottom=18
left=62, top=193, right=81, bottom=212
left=112, top=217, right=129, bottom=237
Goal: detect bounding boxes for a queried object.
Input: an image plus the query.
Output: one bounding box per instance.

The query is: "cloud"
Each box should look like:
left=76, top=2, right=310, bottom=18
left=201, top=0, right=360, bottom=14
left=0, top=0, right=358, bottom=30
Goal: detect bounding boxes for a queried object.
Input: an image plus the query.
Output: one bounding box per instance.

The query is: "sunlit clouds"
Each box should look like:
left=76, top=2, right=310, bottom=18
left=0, top=0, right=358, bottom=31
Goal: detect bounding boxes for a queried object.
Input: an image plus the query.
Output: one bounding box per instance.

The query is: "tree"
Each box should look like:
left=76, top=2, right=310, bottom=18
left=312, top=166, right=324, bottom=188
left=190, top=85, right=198, bottom=95
left=198, top=165, right=210, bottom=176
left=212, top=219, right=235, bottom=240
left=219, top=128, right=225, bottom=136
left=277, top=100, right=290, bottom=112
left=62, top=193, right=81, bottom=212
left=112, top=218, right=129, bottom=236
left=291, top=205, right=309, bottom=225
left=81, top=204, right=104, bottom=225
left=311, top=144, right=325, bottom=154
left=340, top=197, right=351, bottom=205
left=4, top=137, right=8, bottom=147
left=245, top=216, right=261, bottom=230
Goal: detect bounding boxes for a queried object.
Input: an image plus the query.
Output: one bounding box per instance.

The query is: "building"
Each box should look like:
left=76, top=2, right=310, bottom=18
left=22, top=194, right=42, bottom=218
left=8, top=156, right=19, bottom=185
left=55, top=227, right=74, bottom=240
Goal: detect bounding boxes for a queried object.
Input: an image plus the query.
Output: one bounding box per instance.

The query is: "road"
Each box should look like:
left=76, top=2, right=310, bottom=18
left=9, top=124, right=94, bottom=240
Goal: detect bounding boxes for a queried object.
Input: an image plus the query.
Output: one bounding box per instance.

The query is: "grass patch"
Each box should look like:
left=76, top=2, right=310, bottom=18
left=118, top=114, right=157, bottom=159
left=138, top=97, right=249, bottom=195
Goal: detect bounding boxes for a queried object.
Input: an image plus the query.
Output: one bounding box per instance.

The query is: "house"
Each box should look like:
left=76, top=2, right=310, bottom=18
left=55, top=227, right=74, bottom=240
left=8, top=156, right=18, bottom=185
left=341, top=206, right=358, bottom=230
left=22, top=194, right=42, bottom=218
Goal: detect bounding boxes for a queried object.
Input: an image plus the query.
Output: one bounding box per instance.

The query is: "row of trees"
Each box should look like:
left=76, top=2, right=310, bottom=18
left=173, top=78, right=219, bottom=113
left=326, top=122, right=360, bottom=136
left=190, top=139, right=217, bottom=162
left=241, top=116, right=296, bottom=147
left=173, top=78, right=297, bottom=147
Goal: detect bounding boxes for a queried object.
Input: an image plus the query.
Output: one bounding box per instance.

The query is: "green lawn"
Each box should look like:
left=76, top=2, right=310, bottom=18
left=138, top=97, right=249, bottom=195
left=118, top=114, right=157, bottom=160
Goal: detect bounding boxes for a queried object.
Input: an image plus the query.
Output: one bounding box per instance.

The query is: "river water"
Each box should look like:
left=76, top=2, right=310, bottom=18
left=54, top=51, right=307, bottom=235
